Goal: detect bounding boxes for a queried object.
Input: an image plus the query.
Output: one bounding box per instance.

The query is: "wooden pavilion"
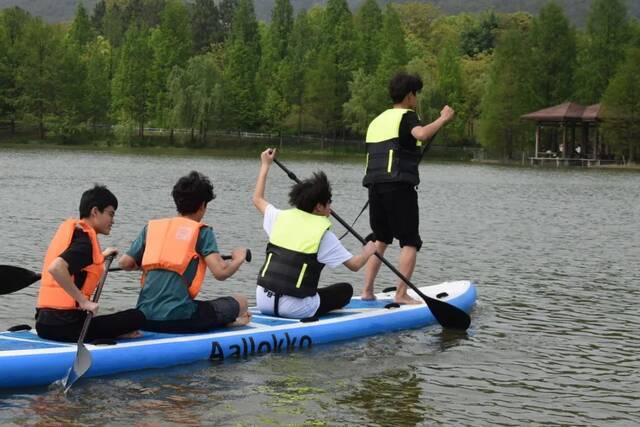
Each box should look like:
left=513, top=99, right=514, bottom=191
left=521, top=102, right=608, bottom=166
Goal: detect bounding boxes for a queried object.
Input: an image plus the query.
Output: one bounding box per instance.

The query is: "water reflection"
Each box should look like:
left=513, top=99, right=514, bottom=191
left=337, top=368, right=424, bottom=426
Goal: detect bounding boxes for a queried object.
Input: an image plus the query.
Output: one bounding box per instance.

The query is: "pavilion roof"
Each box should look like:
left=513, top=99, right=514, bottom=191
left=581, top=103, right=602, bottom=122
left=521, top=102, right=586, bottom=121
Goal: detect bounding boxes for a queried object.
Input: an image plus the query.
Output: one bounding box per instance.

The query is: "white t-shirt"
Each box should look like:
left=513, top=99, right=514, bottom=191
left=256, top=204, right=353, bottom=318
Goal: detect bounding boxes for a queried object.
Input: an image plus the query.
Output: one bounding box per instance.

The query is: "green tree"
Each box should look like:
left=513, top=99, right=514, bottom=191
left=55, top=37, right=89, bottom=138
left=15, top=18, right=64, bottom=139
left=219, top=0, right=238, bottom=38
left=478, top=29, right=536, bottom=159
left=282, top=10, right=313, bottom=135
left=0, top=7, right=31, bottom=133
left=530, top=1, right=576, bottom=107
left=354, top=0, right=383, bottom=74
left=432, top=43, right=465, bottom=142
left=149, top=0, right=192, bottom=128
left=111, top=25, right=153, bottom=138
left=375, top=4, right=408, bottom=86
left=68, top=2, right=95, bottom=48
left=222, top=0, right=261, bottom=130
left=460, top=11, right=498, bottom=57
left=258, top=0, right=294, bottom=132
left=602, top=46, right=640, bottom=163
left=575, top=0, right=629, bottom=104
left=190, top=0, right=222, bottom=53
left=343, top=68, right=379, bottom=134
left=84, top=36, right=113, bottom=131
left=304, top=49, right=340, bottom=137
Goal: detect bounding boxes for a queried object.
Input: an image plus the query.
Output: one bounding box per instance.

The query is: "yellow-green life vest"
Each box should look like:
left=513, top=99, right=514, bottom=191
left=257, top=208, right=331, bottom=298
left=363, top=108, right=422, bottom=187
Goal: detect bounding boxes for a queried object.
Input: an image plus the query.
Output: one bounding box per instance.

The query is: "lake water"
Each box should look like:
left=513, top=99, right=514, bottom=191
left=0, top=147, right=638, bottom=425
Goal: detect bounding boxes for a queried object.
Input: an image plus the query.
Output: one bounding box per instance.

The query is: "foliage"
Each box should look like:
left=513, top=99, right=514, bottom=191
left=478, top=29, right=536, bottom=159
left=530, top=1, right=576, bottom=107
left=575, top=0, right=630, bottom=104
left=602, top=46, right=640, bottom=163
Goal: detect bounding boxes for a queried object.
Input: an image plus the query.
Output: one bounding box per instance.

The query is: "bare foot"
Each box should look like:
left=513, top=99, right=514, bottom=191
left=118, top=330, right=142, bottom=339
left=360, top=292, right=377, bottom=301
left=227, top=311, right=252, bottom=327
left=394, top=294, right=422, bottom=305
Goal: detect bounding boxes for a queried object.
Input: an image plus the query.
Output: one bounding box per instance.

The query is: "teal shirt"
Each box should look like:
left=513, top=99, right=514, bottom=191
left=127, top=224, right=219, bottom=321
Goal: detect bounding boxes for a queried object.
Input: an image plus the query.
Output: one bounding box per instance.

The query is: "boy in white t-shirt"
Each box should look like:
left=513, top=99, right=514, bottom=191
left=252, top=149, right=376, bottom=319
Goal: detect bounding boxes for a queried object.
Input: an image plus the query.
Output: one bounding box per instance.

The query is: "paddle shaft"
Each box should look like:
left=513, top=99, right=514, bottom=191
left=75, top=255, right=115, bottom=345
left=272, top=156, right=470, bottom=330
left=273, top=158, right=431, bottom=298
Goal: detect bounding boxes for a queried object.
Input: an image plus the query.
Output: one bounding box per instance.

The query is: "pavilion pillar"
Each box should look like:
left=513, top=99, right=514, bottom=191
left=535, top=125, right=540, bottom=156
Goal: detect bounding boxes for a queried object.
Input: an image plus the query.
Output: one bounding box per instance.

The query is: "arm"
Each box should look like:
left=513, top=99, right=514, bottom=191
left=411, top=105, right=455, bottom=141
left=118, top=254, right=139, bottom=271
left=48, top=257, right=98, bottom=314
left=204, top=248, right=245, bottom=281
left=252, top=148, right=276, bottom=215
left=343, top=241, right=377, bottom=272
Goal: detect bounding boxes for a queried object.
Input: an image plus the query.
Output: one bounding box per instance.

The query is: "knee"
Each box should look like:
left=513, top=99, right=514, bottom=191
left=233, top=294, right=248, bottom=314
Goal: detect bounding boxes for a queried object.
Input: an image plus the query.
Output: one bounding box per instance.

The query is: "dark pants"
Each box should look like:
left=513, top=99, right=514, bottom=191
left=142, top=297, right=241, bottom=334
left=314, top=283, right=353, bottom=317
left=36, top=309, right=145, bottom=343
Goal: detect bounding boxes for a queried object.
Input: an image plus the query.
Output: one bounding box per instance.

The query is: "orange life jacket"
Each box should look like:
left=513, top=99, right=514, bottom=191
left=140, top=217, right=207, bottom=299
left=37, top=219, right=104, bottom=310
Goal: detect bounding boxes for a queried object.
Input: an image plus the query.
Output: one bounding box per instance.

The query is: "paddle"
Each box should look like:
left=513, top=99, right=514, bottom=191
left=63, top=254, right=115, bottom=392
left=0, top=251, right=250, bottom=296
left=271, top=156, right=471, bottom=331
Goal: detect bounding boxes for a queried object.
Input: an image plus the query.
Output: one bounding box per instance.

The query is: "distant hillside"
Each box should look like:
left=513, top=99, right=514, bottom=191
left=1, top=0, right=639, bottom=26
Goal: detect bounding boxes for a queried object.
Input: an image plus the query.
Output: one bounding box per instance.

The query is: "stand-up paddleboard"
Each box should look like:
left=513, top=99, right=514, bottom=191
left=0, top=281, right=476, bottom=389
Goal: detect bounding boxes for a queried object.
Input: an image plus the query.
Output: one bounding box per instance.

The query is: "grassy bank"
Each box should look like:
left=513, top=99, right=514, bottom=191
left=0, top=130, right=477, bottom=163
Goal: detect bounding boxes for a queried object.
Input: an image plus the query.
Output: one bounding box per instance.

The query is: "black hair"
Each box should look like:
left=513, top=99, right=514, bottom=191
left=389, top=72, right=423, bottom=103
left=288, top=171, right=332, bottom=213
left=79, top=184, right=118, bottom=218
left=172, top=171, right=216, bottom=215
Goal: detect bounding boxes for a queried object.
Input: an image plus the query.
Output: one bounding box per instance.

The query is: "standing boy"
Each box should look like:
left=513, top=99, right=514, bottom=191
left=362, top=72, right=454, bottom=304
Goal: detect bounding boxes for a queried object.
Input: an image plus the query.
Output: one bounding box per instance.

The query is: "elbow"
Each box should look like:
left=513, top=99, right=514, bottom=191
left=212, top=271, right=228, bottom=281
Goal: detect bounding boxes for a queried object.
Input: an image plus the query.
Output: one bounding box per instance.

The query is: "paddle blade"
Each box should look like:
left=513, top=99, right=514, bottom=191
left=63, top=343, right=92, bottom=393
left=425, top=297, right=471, bottom=331
left=0, top=265, right=41, bottom=295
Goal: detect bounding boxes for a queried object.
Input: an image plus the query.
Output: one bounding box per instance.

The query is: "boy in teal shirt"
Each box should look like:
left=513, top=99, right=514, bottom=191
left=119, top=171, right=251, bottom=332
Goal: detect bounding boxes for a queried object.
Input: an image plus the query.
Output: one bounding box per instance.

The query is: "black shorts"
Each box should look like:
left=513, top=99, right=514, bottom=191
left=367, top=183, right=422, bottom=250
left=142, top=297, right=240, bottom=333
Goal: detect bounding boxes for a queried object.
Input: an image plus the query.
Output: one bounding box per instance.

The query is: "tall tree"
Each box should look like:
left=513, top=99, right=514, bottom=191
left=602, top=46, right=640, bottom=163
left=478, top=29, right=536, bottom=159
left=354, top=0, right=383, bottom=74
left=259, top=0, right=294, bottom=133
left=0, top=7, right=31, bottom=133
left=530, top=1, right=576, bottom=107
left=15, top=17, right=64, bottom=139
left=282, top=10, right=313, bottom=135
left=190, top=0, right=222, bottom=53
left=575, top=0, right=629, bottom=104
left=111, top=25, right=153, bottom=138
left=149, top=0, right=192, bottom=127
left=68, top=2, right=95, bottom=48
left=222, top=0, right=261, bottom=130
left=84, top=36, right=113, bottom=131
left=460, top=11, right=498, bottom=57
left=219, top=0, right=238, bottom=39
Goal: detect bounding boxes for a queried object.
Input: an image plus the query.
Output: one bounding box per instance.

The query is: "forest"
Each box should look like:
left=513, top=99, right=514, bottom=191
left=0, top=0, right=639, bottom=161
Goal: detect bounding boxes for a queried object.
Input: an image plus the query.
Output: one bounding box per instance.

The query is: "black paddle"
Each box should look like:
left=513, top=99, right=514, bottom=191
left=272, top=156, right=471, bottom=331
left=0, top=250, right=251, bottom=296
left=63, top=254, right=115, bottom=392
